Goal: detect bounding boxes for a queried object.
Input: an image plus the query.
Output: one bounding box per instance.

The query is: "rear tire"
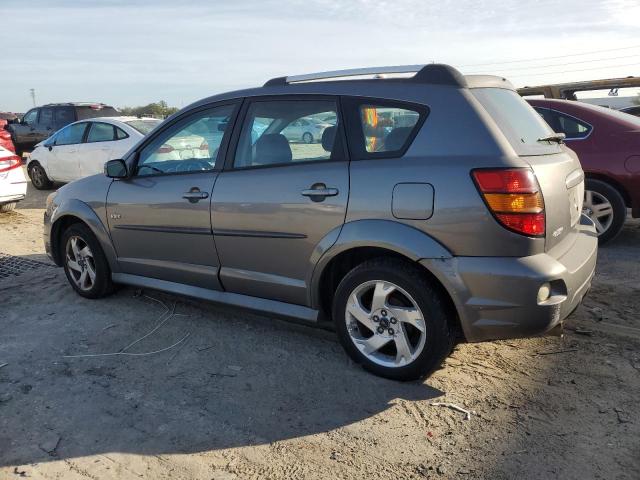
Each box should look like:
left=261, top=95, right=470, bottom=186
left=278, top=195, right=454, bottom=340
left=332, top=258, right=454, bottom=381
left=61, top=223, right=114, bottom=299
left=584, top=179, right=626, bottom=245
left=28, top=163, right=53, bottom=190
left=0, top=203, right=16, bottom=213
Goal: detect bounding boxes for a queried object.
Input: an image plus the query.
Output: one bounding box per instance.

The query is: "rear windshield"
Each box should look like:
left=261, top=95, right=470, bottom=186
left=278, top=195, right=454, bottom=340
left=125, top=119, right=161, bottom=135
left=472, top=88, right=559, bottom=155
left=76, top=106, right=120, bottom=120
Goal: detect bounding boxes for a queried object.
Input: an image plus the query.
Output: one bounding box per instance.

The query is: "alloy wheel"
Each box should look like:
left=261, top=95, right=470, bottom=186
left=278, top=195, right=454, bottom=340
left=345, top=280, right=426, bottom=368
left=65, top=236, right=96, bottom=291
left=583, top=189, right=614, bottom=235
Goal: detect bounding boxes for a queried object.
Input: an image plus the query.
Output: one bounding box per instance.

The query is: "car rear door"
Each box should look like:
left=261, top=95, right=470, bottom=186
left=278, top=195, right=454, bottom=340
left=211, top=96, right=349, bottom=306
left=80, top=121, right=119, bottom=177
left=106, top=102, right=239, bottom=289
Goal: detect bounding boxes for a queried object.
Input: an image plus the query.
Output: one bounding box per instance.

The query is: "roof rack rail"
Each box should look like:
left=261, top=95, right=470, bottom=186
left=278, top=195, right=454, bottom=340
left=263, top=64, right=466, bottom=88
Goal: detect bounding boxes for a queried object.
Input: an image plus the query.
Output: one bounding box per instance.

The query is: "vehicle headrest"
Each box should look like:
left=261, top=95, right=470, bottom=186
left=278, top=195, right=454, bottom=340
left=255, top=133, right=292, bottom=165
left=384, top=127, right=413, bottom=151
left=321, top=126, right=336, bottom=152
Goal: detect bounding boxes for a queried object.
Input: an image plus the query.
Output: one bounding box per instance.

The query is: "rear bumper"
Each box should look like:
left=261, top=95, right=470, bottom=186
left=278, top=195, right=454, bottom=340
left=0, top=168, right=27, bottom=205
left=422, top=215, right=598, bottom=342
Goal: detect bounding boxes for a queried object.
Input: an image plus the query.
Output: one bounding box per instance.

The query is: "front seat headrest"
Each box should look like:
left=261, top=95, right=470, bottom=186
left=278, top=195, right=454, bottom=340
left=321, top=126, right=336, bottom=152
left=255, top=133, right=292, bottom=165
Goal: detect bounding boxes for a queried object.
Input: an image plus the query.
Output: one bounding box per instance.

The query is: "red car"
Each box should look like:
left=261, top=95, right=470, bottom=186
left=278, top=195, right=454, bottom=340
left=0, top=122, right=16, bottom=153
left=528, top=99, right=640, bottom=244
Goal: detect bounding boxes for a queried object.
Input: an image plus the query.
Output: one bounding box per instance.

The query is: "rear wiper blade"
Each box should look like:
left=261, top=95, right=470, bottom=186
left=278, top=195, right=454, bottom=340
left=537, top=133, right=566, bottom=144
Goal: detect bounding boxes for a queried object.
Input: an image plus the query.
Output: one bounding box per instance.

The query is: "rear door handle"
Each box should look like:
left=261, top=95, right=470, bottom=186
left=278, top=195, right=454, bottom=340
left=182, top=189, right=209, bottom=203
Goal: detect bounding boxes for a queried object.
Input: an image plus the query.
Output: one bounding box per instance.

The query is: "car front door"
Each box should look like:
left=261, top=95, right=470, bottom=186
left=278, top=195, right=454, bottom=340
left=212, top=97, right=349, bottom=305
left=47, top=122, right=89, bottom=182
left=106, top=102, right=239, bottom=289
left=13, top=108, right=39, bottom=149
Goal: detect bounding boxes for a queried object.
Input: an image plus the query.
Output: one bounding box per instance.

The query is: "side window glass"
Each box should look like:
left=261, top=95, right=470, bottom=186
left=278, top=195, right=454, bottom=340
left=39, top=108, right=54, bottom=127
left=137, top=104, right=235, bottom=176
left=234, top=100, right=339, bottom=169
left=54, top=107, right=75, bottom=128
left=87, top=123, right=116, bottom=143
left=55, top=123, right=87, bottom=145
left=555, top=112, right=591, bottom=139
left=359, top=105, right=420, bottom=153
left=22, top=109, right=38, bottom=125
left=115, top=127, right=129, bottom=140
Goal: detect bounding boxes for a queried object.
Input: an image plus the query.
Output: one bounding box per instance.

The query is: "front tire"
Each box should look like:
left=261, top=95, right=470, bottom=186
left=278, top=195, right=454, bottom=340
left=0, top=202, right=16, bottom=213
left=584, top=179, right=626, bottom=245
left=61, top=223, right=114, bottom=299
left=28, top=163, right=53, bottom=190
left=332, top=258, right=453, bottom=381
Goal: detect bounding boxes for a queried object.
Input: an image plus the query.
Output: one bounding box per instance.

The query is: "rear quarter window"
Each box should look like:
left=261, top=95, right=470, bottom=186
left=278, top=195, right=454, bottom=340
left=76, top=106, right=120, bottom=120
left=343, top=97, right=428, bottom=160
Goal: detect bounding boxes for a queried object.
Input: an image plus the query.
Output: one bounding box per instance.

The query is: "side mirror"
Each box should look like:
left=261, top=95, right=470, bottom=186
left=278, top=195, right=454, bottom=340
left=104, top=159, right=128, bottom=178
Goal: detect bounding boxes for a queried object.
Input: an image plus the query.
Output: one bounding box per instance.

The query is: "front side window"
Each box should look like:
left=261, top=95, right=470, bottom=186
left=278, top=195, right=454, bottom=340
left=136, top=104, right=235, bottom=176
left=87, top=122, right=116, bottom=143
left=22, top=109, right=38, bottom=125
left=55, top=122, right=88, bottom=145
left=234, top=99, right=340, bottom=169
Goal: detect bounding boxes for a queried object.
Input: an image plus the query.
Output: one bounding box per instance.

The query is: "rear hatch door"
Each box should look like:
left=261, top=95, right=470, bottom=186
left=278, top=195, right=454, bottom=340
left=471, top=87, right=584, bottom=250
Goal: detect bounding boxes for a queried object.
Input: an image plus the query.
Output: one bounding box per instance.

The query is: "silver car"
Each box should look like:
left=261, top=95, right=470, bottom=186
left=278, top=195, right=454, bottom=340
left=44, top=64, right=598, bottom=380
left=281, top=116, right=332, bottom=143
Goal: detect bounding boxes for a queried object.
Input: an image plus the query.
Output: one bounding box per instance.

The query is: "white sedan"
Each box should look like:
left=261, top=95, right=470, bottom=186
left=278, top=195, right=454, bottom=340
left=27, top=117, right=161, bottom=189
left=0, top=145, right=27, bottom=212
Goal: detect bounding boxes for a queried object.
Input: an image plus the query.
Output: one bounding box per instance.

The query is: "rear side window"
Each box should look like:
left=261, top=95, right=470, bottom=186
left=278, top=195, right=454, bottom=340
left=472, top=88, right=558, bottom=155
left=233, top=99, right=342, bottom=169
left=54, top=107, right=75, bottom=128
left=534, top=107, right=592, bottom=140
left=86, top=122, right=116, bottom=142
left=343, top=97, right=427, bottom=160
left=39, top=108, right=54, bottom=127
left=115, top=127, right=129, bottom=139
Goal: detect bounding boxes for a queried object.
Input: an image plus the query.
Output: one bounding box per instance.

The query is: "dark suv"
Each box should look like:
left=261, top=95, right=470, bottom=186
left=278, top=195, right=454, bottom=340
left=45, top=65, right=598, bottom=380
left=7, top=103, right=119, bottom=154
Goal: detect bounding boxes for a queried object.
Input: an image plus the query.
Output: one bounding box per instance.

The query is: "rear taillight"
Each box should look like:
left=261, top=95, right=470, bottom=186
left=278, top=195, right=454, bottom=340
left=0, top=154, right=21, bottom=173
left=156, top=144, right=174, bottom=154
left=472, top=168, right=545, bottom=237
left=0, top=130, right=10, bottom=139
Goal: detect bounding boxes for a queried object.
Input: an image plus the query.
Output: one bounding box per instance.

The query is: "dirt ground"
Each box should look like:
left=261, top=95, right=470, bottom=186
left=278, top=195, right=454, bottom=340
left=1, top=170, right=639, bottom=479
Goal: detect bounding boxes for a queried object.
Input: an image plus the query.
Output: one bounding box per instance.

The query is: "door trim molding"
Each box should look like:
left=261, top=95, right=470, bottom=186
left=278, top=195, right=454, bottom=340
left=113, top=224, right=212, bottom=235
left=212, top=228, right=307, bottom=239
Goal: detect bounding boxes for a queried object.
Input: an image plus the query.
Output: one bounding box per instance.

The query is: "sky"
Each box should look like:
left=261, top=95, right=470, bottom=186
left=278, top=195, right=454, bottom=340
left=1, top=0, right=639, bottom=112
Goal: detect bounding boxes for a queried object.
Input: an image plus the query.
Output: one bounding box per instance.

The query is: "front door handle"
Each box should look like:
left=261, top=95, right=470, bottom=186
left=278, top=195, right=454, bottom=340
left=182, top=189, right=209, bottom=203
left=301, top=183, right=339, bottom=202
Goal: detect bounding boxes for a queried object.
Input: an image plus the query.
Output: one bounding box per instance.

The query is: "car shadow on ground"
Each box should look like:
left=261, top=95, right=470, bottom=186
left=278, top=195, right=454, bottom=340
left=0, top=261, right=444, bottom=467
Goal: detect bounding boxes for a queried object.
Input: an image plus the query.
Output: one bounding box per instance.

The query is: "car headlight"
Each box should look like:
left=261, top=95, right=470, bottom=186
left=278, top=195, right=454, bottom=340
left=45, top=191, right=58, bottom=217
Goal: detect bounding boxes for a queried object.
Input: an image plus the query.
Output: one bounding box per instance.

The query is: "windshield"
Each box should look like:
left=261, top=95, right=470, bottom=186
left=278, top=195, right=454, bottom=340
left=472, top=88, right=559, bottom=155
left=126, top=119, right=161, bottom=135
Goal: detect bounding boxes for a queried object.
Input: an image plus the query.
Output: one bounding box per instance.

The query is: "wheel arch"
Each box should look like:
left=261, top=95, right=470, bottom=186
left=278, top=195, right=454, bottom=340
left=309, top=220, right=462, bottom=336
left=50, top=199, right=119, bottom=272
